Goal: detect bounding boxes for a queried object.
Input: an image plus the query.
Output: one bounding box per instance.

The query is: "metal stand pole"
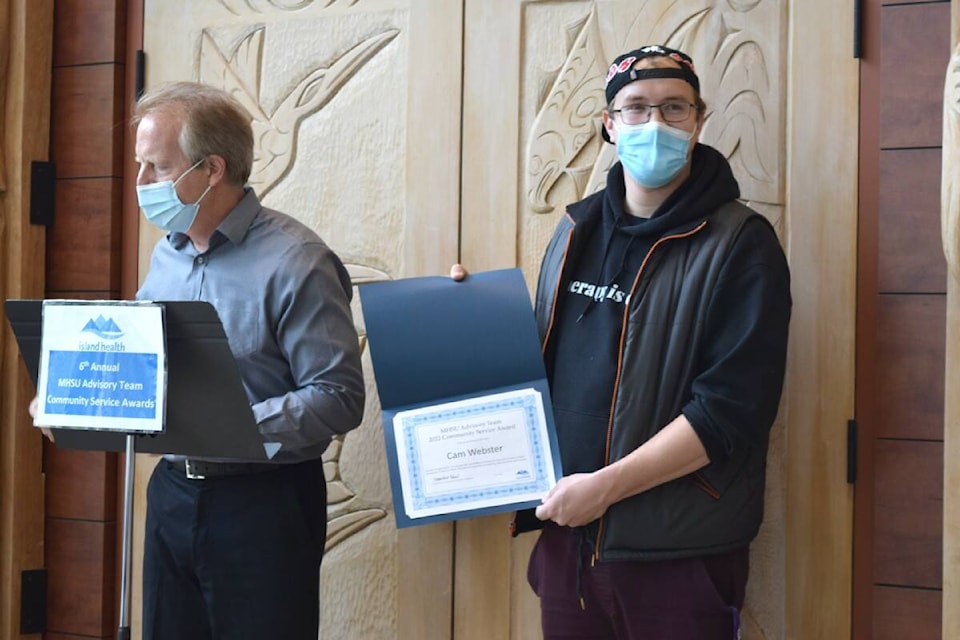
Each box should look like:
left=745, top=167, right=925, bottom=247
left=117, top=433, right=135, bottom=640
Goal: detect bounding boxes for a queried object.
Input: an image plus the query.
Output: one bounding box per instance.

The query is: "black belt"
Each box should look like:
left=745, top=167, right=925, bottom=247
left=168, top=458, right=286, bottom=480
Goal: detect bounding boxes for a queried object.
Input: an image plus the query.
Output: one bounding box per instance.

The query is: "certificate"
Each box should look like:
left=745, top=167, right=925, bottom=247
left=394, top=389, right=556, bottom=519
left=360, top=268, right=563, bottom=528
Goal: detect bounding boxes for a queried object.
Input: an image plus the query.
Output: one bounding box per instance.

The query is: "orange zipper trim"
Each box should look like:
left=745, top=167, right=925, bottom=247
left=691, top=472, right=721, bottom=500
left=592, top=220, right=708, bottom=562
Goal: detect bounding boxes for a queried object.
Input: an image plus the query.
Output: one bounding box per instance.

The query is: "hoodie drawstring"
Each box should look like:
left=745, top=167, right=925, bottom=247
left=575, top=527, right=591, bottom=610
left=577, top=230, right=638, bottom=324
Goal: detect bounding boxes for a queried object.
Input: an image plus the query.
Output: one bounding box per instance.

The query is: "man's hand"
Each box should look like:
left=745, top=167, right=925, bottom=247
left=28, top=396, right=55, bottom=443
left=450, top=264, right=468, bottom=281
left=535, top=472, right=612, bottom=527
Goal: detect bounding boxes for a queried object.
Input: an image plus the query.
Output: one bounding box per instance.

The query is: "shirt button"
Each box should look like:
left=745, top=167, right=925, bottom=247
left=196, top=256, right=205, bottom=265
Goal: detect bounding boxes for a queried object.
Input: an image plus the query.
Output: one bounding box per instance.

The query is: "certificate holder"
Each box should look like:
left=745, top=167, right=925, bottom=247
left=359, top=268, right=563, bottom=528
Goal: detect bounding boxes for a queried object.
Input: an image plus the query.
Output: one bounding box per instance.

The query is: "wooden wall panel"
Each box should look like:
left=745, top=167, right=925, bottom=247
left=46, top=178, right=123, bottom=296
left=873, top=585, right=941, bottom=639
left=0, top=1, right=54, bottom=637
left=874, top=439, right=943, bottom=588
left=51, top=65, right=125, bottom=179
left=857, top=2, right=951, bottom=636
left=878, top=149, right=946, bottom=294
left=44, top=443, right=118, bottom=521
left=46, top=0, right=129, bottom=636
left=879, top=3, right=951, bottom=149
left=877, top=295, right=946, bottom=441
left=45, top=518, right=117, bottom=636
left=53, top=0, right=126, bottom=66
left=943, top=7, right=960, bottom=640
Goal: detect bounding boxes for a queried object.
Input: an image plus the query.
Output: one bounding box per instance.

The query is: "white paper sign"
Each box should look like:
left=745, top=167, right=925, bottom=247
left=35, top=301, right=166, bottom=433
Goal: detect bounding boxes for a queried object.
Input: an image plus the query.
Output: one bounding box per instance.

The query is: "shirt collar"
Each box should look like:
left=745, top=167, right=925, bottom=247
left=215, top=187, right=260, bottom=245
left=167, top=187, right=261, bottom=251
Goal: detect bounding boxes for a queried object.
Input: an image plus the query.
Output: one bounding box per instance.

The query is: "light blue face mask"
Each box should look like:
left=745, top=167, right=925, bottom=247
left=615, top=121, right=693, bottom=188
left=136, top=159, right=211, bottom=232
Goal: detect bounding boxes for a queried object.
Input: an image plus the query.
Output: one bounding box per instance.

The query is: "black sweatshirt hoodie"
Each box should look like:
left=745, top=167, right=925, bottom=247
left=546, top=143, right=785, bottom=475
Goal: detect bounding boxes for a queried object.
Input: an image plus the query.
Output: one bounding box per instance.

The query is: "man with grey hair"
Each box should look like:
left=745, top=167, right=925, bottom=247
left=133, top=81, right=364, bottom=638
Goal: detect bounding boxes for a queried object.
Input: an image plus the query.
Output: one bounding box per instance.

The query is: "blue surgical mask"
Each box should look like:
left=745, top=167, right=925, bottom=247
left=615, top=121, right=693, bottom=188
left=136, top=159, right=211, bottom=232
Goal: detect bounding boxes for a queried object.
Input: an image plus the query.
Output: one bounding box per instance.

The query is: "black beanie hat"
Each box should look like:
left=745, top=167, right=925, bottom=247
left=601, top=45, right=700, bottom=143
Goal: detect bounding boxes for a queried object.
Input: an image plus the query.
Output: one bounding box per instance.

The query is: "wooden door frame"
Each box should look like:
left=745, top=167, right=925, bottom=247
left=783, top=1, right=858, bottom=638
left=942, top=4, right=959, bottom=639
left=852, top=0, right=880, bottom=636
left=0, top=1, right=53, bottom=638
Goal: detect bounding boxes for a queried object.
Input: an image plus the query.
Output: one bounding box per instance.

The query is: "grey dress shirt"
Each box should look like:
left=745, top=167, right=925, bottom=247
left=137, top=188, right=365, bottom=463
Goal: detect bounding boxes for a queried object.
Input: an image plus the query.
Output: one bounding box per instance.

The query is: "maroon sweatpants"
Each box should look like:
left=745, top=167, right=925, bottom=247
left=527, top=523, right=747, bottom=640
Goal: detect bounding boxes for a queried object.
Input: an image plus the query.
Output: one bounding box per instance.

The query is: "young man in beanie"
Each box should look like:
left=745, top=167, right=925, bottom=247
left=457, top=44, right=791, bottom=638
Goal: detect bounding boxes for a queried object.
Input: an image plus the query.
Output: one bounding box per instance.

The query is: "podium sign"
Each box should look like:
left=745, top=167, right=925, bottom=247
left=5, top=299, right=266, bottom=460
left=35, top=301, right=166, bottom=433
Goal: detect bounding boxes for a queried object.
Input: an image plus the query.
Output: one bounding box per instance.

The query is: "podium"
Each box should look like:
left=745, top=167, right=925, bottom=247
left=4, top=299, right=266, bottom=639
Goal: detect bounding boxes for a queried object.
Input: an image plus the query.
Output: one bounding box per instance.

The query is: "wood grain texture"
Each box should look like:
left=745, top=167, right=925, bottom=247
left=879, top=3, right=951, bottom=149
left=45, top=447, right=118, bottom=521
left=0, top=1, right=54, bottom=638
left=461, top=0, right=521, bottom=273
left=879, top=149, right=946, bottom=294
left=877, top=294, right=946, bottom=441
left=45, top=518, right=117, bottom=636
left=854, top=4, right=883, bottom=637
left=509, top=533, right=540, bottom=639
left=873, top=585, right=941, bottom=640
left=46, top=177, right=123, bottom=294
left=942, top=8, right=960, bottom=640
left=874, top=439, right=944, bottom=588
left=453, top=515, right=512, bottom=640
left=53, top=0, right=126, bottom=66
left=785, top=1, right=859, bottom=638
left=51, top=64, right=125, bottom=179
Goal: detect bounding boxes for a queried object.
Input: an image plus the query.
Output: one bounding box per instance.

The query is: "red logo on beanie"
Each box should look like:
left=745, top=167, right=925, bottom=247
left=606, top=56, right=637, bottom=84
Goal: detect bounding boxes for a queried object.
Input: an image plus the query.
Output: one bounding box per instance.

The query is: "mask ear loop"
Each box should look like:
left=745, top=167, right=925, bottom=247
left=193, top=184, right=213, bottom=207
left=172, top=157, right=206, bottom=187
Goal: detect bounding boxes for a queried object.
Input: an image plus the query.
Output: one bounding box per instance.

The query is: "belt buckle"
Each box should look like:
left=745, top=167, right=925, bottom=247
left=184, top=460, right=206, bottom=480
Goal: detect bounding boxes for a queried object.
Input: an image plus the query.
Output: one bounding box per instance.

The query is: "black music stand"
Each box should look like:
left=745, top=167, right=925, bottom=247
left=4, top=299, right=266, bottom=640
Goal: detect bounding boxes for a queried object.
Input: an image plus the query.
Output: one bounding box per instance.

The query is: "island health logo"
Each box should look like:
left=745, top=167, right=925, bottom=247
left=81, top=315, right=124, bottom=340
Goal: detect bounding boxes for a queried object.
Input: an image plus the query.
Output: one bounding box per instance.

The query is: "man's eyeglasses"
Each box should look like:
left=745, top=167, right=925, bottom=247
left=609, top=102, right=697, bottom=125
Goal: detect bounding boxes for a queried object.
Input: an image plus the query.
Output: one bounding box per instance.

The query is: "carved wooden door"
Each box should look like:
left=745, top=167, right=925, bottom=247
left=130, top=1, right=856, bottom=638
left=134, top=2, right=462, bottom=638
left=457, top=2, right=790, bottom=637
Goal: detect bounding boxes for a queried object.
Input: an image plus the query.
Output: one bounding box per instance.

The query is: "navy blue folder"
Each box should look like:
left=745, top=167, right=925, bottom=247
left=359, top=268, right=562, bottom=528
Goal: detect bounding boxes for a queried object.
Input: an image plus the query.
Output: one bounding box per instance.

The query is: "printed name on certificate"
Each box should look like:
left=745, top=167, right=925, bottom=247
left=393, top=388, right=557, bottom=520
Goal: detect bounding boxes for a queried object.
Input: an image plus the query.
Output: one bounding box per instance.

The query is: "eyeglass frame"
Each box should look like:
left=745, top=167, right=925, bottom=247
left=608, top=102, right=699, bottom=125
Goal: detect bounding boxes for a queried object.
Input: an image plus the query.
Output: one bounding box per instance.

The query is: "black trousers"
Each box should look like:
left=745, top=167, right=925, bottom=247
left=143, top=458, right=327, bottom=640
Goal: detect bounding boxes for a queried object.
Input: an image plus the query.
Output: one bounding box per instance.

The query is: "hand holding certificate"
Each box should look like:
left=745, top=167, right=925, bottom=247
left=360, top=268, right=562, bottom=528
